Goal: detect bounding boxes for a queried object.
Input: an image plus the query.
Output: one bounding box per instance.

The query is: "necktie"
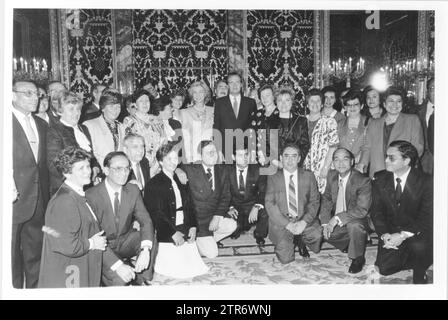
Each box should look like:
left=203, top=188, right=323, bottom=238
left=24, top=115, right=38, bottom=161
left=232, top=96, right=239, bottom=118
left=395, top=178, right=402, bottom=205
left=288, top=174, right=298, bottom=217
left=238, top=169, right=245, bottom=193
left=335, top=178, right=346, bottom=214
left=113, top=192, right=120, bottom=228
left=135, top=163, right=143, bottom=188
left=206, top=168, right=213, bottom=190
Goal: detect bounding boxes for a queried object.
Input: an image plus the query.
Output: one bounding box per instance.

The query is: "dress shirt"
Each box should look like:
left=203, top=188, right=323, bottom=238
left=236, top=165, right=248, bottom=189
left=335, top=172, right=351, bottom=226
left=202, top=163, right=215, bottom=191
left=393, top=167, right=414, bottom=238
left=425, top=101, right=434, bottom=126
left=60, top=119, right=91, bottom=152
left=229, top=94, right=241, bottom=116
left=12, top=107, right=40, bottom=151
left=131, top=161, right=145, bottom=189
left=163, top=169, right=184, bottom=225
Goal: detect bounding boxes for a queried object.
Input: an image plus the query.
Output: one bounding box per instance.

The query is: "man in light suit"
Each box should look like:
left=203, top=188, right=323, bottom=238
left=265, top=142, right=322, bottom=264
left=12, top=80, right=50, bottom=288
left=359, top=87, right=424, bottom=178
left=182, top=140, right=237, bottom=258
left=213, top=72, right=257, bottom=158
left=417, top=78, right=434, bottom=175
left=320, top=147, right=372, bottom=273
left=371, top=140, right=433, bottom=284
left=86, top=151, right=155, bottom=286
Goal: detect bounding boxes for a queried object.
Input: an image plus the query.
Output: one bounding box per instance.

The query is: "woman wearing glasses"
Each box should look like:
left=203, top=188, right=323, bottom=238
left=38, top=147, right=106, bottom=288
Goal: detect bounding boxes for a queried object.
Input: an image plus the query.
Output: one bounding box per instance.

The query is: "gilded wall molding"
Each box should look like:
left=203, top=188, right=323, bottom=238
left=416, top=11, right=430, bottom=104
left=313, top=10, right=330, bottom=88
left=49, top=9, right=60, bottom=81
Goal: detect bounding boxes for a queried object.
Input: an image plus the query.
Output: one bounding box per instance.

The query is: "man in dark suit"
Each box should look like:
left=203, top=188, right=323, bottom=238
left=226, top=143, right=268, bottom=245
left=12, top=80, right=50, bottom=288
left=123, top=133, right=150, bottom=194
left=371, top=140, right=433, bottom=284
left=182, top=140, right=237, bottom=258
left=86, top=151, right=155, bottom=286
left=320, top=147, right=372, bottom=273
left=265, top=142, right=322, bottom=264
left=213, top=72, right=257, bottom=159
left=417, top=78, right=434, bottom=175
left=80, top=83, right=107, bottom=123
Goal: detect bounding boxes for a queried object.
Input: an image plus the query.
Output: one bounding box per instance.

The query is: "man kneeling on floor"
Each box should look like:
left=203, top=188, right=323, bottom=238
left=320, top=147, right=371, bottom=274
left=265, top=142, right=322, bottom=264
left=182, top=140, right=237, bottom=258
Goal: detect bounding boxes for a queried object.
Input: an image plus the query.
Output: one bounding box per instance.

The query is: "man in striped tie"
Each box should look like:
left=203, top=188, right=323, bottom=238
left=265, top=142, right=322, bottom=264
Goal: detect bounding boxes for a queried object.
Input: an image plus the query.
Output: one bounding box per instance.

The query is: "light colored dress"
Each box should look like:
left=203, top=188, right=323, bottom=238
left=178, top=106, right=214, bottom=163
left=123, top=113, right=168, bottom=167
left=304, top=115, right=339, bottom=193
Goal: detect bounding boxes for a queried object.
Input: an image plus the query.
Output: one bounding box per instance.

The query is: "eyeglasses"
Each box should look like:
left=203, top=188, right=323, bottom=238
left=109, top=166, right=130, bottom=173
left=14, top=90, right=39, bottom=97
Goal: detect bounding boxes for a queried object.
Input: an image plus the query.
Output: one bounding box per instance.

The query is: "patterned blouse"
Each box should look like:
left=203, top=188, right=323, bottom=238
left=123, top=113, right=168, bottom=167
left=304, top=115, right=339, bottom=193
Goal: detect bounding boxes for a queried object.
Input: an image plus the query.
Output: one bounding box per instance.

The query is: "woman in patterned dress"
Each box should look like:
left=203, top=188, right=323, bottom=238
left=123, top=89, right=168, bottom=177
left=303, top=88, right=339, bottom=193
left=178, top=81, right=214, bottom=163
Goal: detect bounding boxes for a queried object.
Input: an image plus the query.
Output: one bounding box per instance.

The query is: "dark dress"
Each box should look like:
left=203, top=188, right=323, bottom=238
left=38, top=183, right=102, bottom=288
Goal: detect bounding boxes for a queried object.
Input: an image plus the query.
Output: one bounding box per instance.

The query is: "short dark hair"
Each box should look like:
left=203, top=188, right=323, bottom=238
left=276, top=86, right=295, bottom=101
left=384, top=86, right=404, bottom=101
left=388, top=140, right=419, bottom=168
left=343, top=89, right=363, bottom=106
left=362, top=85, right=382, bottom=106
left=99, top=90, right=122, bottom=110
left=132, top=89, right=152, bottom=104
left=198, top=140, right=216, bottom=156
left=332, top=147, right=355, bottom=164
left=53, top=146, right=91, bottom=175
left=214, top=79, right=228, bottom=92
left=156, top=141, right=179, bottom=162
left=258, top=84, right=275, bottom=99
left=103, top=151, right=129, bottom=168
left=281, top=142, right=301, bottom=155
left=151, top=96, right=171, bottom=116
left=227, top=71, right=242, bottom=83
left=322, top=85, right=338, bottom=97
left=306, top=88, right=324, bottom=104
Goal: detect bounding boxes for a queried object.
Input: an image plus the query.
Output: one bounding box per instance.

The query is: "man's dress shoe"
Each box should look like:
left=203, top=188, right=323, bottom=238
left=255, top=237, right=265, bottom=246
left=217, top=241, right=224, bottom=248
left=348, top=256, right=365, bottom=274
left=294, top=235, right=310, bottom=258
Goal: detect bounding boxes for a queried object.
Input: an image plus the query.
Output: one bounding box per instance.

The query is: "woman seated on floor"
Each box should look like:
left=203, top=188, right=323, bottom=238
left=144, top=141, right=208, bottom=279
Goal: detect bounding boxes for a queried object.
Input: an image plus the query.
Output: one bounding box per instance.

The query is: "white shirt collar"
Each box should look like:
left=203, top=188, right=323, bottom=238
left=202, top=163, right=214, bottom=175
left=283, top=169, right=298, bottom=181
left=12, top=107, right=31, bottom=120
left=338, top=171, right=351, bottom=185
left=236, top=165, right=248, bottom=175
left=60, top=119, right=77, bottom=128
left=163, top=169, right=175, bottom=180
left=104, top=178, right=122, bottom=200
left=229, top=94, right=241, bottom=104
left=393, top=167, right=411, bottom=188
left=64, top=180, right=85, bottom=196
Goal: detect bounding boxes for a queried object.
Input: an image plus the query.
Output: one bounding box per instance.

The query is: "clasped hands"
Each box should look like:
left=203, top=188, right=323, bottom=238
left=116, top=247, right=151, bottom=283
left=322, top=217, right=339, bottom=240
left=286, top=220, right=307, bottom=235
left=171, top=227, right=197, bottom=246
left=226, top=206, right=260, bottom=224
left=382, top=233, right=406, bottom=250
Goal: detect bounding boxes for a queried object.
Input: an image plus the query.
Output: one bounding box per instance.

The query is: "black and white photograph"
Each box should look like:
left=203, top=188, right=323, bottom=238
left=1, top=0, right=447, bottom=300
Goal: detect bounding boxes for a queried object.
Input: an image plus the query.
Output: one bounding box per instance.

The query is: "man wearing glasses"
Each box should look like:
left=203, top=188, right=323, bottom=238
left=86, top=151, right=155, bottom=286
left=12, top=81, right=50, bottom=288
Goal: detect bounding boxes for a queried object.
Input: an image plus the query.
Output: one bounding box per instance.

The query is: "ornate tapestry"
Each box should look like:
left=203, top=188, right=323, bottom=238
left=67, top=9, right=114, bottom=99
left=246, top=10, right=314, bottom=114
left=132, top=10, right=228, bottom=95
left=429, top=10, right=434, bottom=61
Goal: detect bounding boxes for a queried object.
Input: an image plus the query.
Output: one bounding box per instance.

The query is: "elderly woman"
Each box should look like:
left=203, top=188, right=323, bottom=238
left=144, top=142, right=208, bottom=278
left=361, top=85, right=386, bottom=125
left=178, top=81, right=214, bottom=163
left=83, top=90, right=126, bottom=169
left=123, top=89, right=168, bottom=176
left=337, top=89, right=368, bottom=167
left=303, top=88, right=339, bottom=193
left=47, top=91, right=100, bottom=195
left=359, top=86, right=424, bottom=177
left=38, top=147, right=106, bottom=288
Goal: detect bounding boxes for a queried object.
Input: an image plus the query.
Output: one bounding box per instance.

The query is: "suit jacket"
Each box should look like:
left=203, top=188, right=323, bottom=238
left=182, top=164, right=231, bottom=237
left=360, top=113, right=424, bottom=177
left=47, top=119, right=99, bottom=195
left=86, top=181, right=154, bottom=270
left=227, top=164, right=267, bottom=214
left=265, top=168, right=320, bottom=228
left=83, top=115, right=126, bottom=169
left=417, top=101, right=434, bottom=174
left=371, top=168, right=433, bottom=237
left=337, top=115, right=368, bottom=161
left=144, top=171, right=197, bottom=243
left=38, top=183, right=102, bottom=288
left=13, top=113, right=50, bottom=224
left=319, top=169, right=372, bottom=225
left=127, top=156, right=151, bottom=189
left=46, top=109, right=60, bottom=127
left=213, top=94, right=257, bottom=148
left=80, top=101, right=102, bottom=123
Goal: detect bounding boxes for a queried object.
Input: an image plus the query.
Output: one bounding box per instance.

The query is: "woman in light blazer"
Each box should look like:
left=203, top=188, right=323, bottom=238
left=359, top=86, right=424, bottom=177
left=83, top=90, right=126, bottom=169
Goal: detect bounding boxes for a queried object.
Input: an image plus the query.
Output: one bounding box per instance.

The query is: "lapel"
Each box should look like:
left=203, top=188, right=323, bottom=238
left=13, top=113, right=36, bottom=164
left=401, top=169, right=418, bottom=206
left=384, top=172, right=398, bottom=211
left=277, top=169, right=287, bottom=208
left=345, top=171, right=354, bottom=205
left=227, top=95, right=239, bottom=121
left=245, top=165, right=256, bottom=196
left=213, top=165, right=221, bottom=193
left=330, top=172, right=339, bottom=204
left=34, top=115, right=46, bottom=164
left=98, top=115, right=111, bottom=137
left=231, top=164, right=239, bottom=191
left=118, top=184, right=132, bottom=232
left=98, top=182, right=118, bottom=232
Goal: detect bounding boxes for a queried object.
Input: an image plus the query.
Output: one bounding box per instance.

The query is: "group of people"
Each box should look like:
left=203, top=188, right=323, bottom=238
left=11, top=71, right=434, bottom=288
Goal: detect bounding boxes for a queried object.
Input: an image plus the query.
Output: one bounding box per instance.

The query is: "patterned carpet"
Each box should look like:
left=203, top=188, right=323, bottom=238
left=150, top=230, right=433, bottom=285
